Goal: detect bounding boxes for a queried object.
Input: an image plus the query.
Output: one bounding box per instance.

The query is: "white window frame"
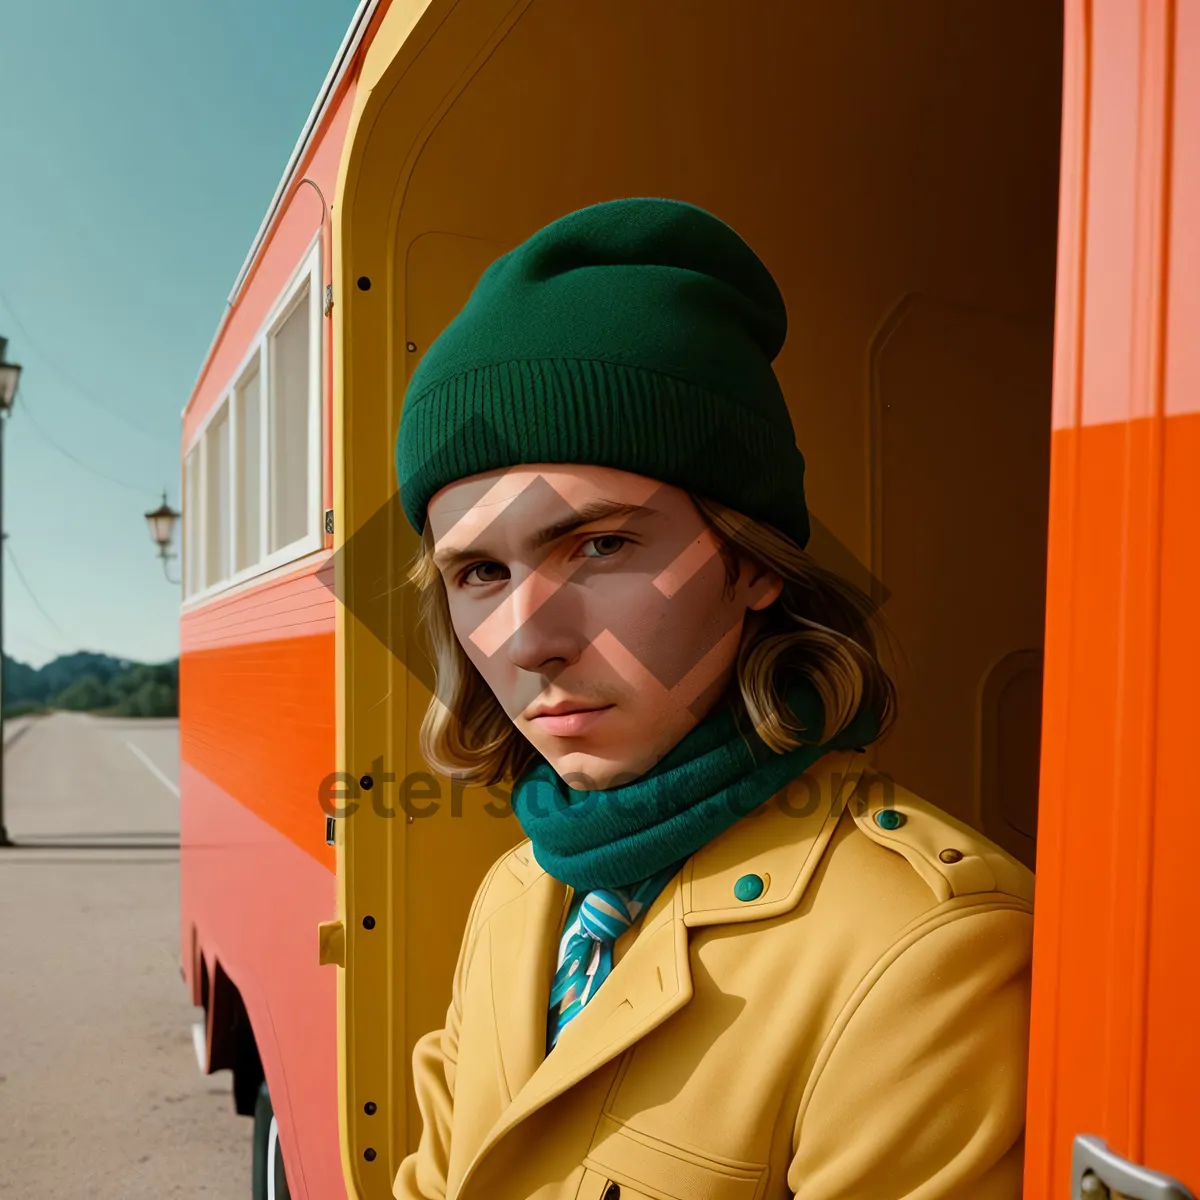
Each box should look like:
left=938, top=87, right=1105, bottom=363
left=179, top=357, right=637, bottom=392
left=182, top=444, right=201, bottom=600
left=202, top=397, right=232, bottom=591
left=232, top=348, right=264, bottom=578
left=182, top=235, right=324, bottom=607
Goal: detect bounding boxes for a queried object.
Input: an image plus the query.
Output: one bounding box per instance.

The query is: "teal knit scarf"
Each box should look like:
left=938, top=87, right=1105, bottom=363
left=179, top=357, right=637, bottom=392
left=512, top=678, right=879, bottom=891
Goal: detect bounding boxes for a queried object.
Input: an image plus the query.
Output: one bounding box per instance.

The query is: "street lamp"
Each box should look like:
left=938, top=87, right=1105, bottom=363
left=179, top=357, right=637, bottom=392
left=0, top=336, right=24, bottom=848
left=0, top=340, right=21, bottom=411
left=145, top=491, right=182, bottom=585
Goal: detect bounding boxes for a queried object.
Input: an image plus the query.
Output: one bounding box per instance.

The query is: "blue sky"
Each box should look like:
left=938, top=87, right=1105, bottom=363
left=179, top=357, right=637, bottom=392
left=0, top=0, right=360, bottom=669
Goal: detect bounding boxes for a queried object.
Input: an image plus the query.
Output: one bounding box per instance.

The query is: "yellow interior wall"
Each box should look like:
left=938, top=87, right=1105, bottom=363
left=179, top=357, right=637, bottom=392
left=334, top=0, right=1062, bottom=1190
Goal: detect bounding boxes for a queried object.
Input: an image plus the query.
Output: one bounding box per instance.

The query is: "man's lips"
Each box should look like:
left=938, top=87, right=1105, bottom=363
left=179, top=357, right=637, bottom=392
left=525, top=704, right=616, bottom=737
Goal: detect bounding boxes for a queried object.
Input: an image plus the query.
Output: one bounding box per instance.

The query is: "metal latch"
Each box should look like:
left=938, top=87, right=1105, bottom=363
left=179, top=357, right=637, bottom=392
left=1074, top=1135, right=1195, bottom=1199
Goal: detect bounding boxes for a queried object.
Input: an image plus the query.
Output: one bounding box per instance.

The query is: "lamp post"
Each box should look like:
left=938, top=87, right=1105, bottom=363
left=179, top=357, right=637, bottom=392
left=145, top=491, right=182, bottom=586
left=0, top=337, right=25, bottom=848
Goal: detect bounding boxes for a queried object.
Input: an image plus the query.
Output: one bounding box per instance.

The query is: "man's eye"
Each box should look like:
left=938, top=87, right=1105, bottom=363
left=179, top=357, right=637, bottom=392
left=581, top=535, right=628, bottom=558
left=462, top=562, right=509, bottom=586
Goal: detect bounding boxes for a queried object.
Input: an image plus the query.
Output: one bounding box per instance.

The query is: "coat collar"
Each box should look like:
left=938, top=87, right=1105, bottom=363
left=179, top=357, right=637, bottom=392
left=499, top=747, right=867, bottom=915
left=683, top=748, right=868, bottom=926
left=453, top=749, right=867, bottom=1199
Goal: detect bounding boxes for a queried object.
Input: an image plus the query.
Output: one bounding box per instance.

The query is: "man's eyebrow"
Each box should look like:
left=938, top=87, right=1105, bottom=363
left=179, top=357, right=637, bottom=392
left=529, top=499, right=654, bottom=550
left=431, top=499, right=655, bottom=571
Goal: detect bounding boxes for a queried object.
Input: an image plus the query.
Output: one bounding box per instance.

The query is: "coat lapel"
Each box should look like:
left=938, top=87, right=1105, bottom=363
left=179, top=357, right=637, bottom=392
left=516, top=869, right=694, bottom=1098
left=458, top=868, right=693, bottom=1197
left=485, top=843, right=569, bottom=1103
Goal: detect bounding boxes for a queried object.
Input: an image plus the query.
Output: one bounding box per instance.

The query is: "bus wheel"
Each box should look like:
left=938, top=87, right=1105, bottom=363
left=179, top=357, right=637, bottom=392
left=252, top=1079, right=292, bottom=1200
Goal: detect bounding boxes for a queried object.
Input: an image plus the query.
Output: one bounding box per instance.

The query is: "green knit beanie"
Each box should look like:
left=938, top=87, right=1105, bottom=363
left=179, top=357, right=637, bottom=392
left=394, top=197, right=810, bottom=547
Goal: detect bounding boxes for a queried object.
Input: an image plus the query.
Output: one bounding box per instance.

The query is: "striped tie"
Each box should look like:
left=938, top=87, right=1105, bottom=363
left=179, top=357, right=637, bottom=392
left=548, top=889, right=632, bottom=1041
left=547, top=862, right=682, bottom=1051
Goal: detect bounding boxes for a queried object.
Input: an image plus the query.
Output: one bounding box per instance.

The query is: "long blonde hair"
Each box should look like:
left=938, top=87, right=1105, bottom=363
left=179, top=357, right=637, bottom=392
left=407, top=495, right=896, bottom=786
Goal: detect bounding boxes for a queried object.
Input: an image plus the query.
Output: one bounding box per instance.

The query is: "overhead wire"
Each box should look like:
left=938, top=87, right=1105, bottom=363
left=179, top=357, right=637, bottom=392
left=11, top=391, right=158, bottom=497
left=6, top=629, right=66, bottom=661
left=4, top=542, right=71, bottom=642
left=0, top=302, right=179, bottom=668
left=0, top=287, right=174, bottom=447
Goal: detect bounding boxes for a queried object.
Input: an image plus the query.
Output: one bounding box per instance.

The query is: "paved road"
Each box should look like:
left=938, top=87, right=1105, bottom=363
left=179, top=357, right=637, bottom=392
left=4, top=714, right=34, bottom=747
left=0, top=712, right=251, bottom=1199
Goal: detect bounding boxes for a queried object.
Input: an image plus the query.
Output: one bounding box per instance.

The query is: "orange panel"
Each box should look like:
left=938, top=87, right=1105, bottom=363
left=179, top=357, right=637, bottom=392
left=1164, top=0, right=1200, bottom=418
left=1077, top=0, right=1140, bottom=427
left=1029, top=414, right=1200, bottom=1196
left=1028, top=0, right=1200, bottom=1191
left=1026, top=421, right=1125, bottom=1198
left=181, top=555, right=336, bottom=652
left=180, top=767, right=341, bottom=1199
left=1142, top=412, right=1200, bottom=1176
left=1029, top=0, right=1200, bottom=1191
left=181, top=631, right=336, bottom=869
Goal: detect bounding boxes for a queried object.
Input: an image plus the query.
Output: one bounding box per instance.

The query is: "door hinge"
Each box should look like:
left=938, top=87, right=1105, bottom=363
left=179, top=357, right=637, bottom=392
left=323, top=284, right=333, bottom=317
left=324, top=508, right=334, bottom=536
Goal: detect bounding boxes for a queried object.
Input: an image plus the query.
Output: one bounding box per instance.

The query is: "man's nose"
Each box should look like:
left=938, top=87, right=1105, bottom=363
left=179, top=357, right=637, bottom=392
left=502, top=567, right=587, bottom=672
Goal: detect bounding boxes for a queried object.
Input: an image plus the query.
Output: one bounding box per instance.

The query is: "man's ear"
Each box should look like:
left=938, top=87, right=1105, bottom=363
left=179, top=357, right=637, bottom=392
left=739, top=557, right=784, bottom=611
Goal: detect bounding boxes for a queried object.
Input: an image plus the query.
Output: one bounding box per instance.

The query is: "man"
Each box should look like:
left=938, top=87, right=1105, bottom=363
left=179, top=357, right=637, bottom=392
left=391, top=197, right=1033, bottom=1200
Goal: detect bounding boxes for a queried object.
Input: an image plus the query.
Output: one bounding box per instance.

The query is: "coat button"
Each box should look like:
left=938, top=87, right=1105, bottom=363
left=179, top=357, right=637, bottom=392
left=875, top=809, right=906, bottom=830
left=734, top=873, right=765, bottom=902
left=939, top=848, right=963, bottom=863
left=604, top=1186, right=621, bottom=1200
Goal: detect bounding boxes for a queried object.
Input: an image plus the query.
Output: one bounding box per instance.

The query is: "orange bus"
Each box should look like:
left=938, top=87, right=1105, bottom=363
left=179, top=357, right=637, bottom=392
left=178, top=2, right=1200, bottom=1197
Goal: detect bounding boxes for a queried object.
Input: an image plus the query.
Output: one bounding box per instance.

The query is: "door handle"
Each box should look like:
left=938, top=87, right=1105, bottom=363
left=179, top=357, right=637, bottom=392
left=1073, top=1135, right=1195, bottom=1199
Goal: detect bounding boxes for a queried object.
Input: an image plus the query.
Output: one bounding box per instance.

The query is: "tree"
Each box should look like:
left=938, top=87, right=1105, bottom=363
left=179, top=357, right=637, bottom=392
left=1, top=653, right=179, bottom=717
left=53, top=674, right=111, bottom=711
left=116, top=679, right=176, bottom=718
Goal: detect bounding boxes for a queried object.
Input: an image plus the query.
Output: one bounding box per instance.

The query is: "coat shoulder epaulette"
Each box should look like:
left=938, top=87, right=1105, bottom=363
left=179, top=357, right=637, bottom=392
left=848, top=770, right=1034, bottom=907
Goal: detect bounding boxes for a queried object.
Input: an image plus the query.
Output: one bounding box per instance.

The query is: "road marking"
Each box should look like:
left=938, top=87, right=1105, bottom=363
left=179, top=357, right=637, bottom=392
left=125, top=741, right=181, bottom=797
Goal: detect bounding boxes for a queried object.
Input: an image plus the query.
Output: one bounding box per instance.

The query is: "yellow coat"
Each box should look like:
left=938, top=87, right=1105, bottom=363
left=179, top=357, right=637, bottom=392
left=393, top=750, right=1034, bottom=1200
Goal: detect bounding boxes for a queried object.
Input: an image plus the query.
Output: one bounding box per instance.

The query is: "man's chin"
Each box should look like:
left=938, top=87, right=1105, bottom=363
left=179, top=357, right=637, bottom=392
left=542, top=745, right=659, bottom=791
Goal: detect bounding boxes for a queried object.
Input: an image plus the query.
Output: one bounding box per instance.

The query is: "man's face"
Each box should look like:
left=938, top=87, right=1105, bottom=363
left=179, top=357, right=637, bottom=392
left=426, top=463, right=782, bottom=788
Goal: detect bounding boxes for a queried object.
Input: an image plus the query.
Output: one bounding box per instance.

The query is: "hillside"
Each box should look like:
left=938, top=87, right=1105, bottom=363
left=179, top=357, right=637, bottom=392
left=2, top=651, right=178, bottom=718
